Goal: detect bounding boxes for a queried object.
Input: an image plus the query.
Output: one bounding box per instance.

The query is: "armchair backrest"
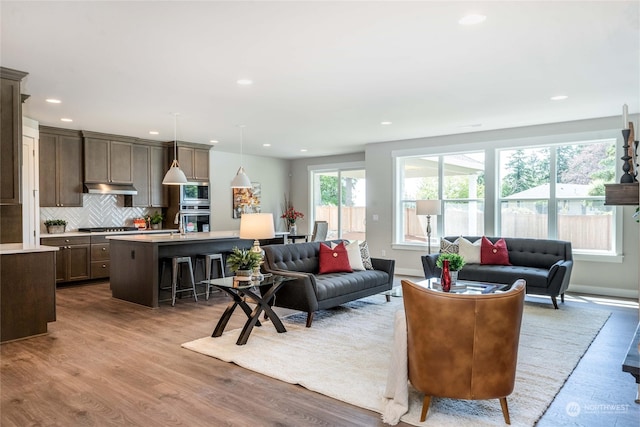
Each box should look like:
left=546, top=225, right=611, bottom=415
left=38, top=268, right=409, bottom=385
left=401, top=279, right=526, bottom=400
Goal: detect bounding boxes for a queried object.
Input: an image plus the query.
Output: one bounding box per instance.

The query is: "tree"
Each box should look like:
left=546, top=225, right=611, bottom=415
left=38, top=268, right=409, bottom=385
left=319, top=175, right=356, bottom=206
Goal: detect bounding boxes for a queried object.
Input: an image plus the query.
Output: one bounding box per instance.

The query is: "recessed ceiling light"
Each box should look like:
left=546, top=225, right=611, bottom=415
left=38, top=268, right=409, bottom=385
left=209, top=139, right=219, bottom=144
left=237, top=79, right=253, bottom=85
left=46, top=98, right=61, bottom=104
left=149, top=131, right=159, bottom=135
left=459, top=14, right=487, bottom=25
left=60, top=118, right=73, bottom=122
left=263, top=143, right=271, bottom=147
left=381, top=121, right=392, bottom=125
left=550, top=95, right=568, bottom=101
left=300, top=149, right=308, bottom=152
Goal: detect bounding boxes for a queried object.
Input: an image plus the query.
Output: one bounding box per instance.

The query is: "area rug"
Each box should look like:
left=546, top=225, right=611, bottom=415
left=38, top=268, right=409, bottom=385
left=182, top=297, right=610, bottom=426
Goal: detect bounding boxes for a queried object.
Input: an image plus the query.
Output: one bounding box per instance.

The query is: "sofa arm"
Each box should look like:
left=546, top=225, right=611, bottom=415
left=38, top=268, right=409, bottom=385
left=371, top=258, right=395, bottom=287
left=421, top=253, right=441, bottom=279
left=547, top=259, right=573, bottom=296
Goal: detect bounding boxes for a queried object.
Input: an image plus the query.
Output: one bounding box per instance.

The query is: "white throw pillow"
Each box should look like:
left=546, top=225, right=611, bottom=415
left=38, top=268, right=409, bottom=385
left=457, top=237, right=481, bottom=264
left=332, top=241, right=365, bottom=271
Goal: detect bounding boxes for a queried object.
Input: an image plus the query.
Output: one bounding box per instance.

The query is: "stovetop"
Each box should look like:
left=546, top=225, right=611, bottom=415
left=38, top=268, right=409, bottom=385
left=78, top=227, right=139, bottom=233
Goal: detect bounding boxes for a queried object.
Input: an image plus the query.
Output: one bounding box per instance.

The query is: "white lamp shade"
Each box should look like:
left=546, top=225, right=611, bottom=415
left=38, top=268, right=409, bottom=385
left=162, top=160, right=188, bottom=185
left=230, top=166, right=252, bottom=188
left=240, top=213, right=275, bottom=240
left=416, top=200, right=441, bottom=216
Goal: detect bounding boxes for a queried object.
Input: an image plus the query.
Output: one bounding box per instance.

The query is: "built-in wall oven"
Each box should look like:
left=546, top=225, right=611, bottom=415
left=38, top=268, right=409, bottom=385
left=178, top=183, right=210, bottom=233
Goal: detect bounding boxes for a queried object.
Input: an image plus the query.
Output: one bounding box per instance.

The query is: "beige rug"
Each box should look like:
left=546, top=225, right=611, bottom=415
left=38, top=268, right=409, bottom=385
left=182, top=296, right=610, bottom=426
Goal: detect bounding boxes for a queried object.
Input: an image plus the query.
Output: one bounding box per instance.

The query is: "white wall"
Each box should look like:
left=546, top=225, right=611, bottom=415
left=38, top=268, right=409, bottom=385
left=210, top=150, right=290, bottom=232
left=363, top=115, right=639, bottom=298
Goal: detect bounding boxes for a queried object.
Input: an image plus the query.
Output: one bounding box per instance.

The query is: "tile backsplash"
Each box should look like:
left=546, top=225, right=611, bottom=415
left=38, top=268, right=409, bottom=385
left=40, top=194, right=158, bottom=232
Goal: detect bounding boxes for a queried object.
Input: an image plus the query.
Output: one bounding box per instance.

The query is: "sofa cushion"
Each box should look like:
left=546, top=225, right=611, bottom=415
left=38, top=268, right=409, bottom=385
left=459, top=264, right=549, bottom=289
left=458, top=237, right=481, bottom=264
left=314, top=270, right=391, bottom=300
left=318, top=242, right=352, bottom=274
left=440, top=237, right=459, bottom=254
left=359, top=241, right=374, bottom=270
left=481, top=237, right=511, bottom=265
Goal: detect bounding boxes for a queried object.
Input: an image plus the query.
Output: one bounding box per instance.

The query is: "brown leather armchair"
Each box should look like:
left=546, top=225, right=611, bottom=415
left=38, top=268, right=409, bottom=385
left=401, top=279, right=526, bottom=424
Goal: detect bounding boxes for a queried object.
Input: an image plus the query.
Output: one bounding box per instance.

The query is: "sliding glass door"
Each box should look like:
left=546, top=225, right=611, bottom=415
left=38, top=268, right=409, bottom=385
left=312, top=166, right=366, bottom=241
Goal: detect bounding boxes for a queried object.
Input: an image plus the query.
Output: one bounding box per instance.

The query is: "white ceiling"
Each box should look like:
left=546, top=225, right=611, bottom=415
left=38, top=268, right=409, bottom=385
left=2, top=1, right=639, bottom=159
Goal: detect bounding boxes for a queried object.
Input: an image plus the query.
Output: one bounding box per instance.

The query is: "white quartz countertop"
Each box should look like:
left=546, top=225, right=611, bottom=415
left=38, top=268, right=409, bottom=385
left=0, top=243, right=59, bottom=255
left=107, top=230, right=243, bottom=243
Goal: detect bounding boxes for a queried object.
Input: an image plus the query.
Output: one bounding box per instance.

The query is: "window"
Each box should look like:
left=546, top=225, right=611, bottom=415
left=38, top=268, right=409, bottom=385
left=395, top=138, right=617, bottom=254
left=398, top=153, right=484, bottom=245
left=498, top=140, right=616, bottom=252
left=311, top=167, right=366, bottom=241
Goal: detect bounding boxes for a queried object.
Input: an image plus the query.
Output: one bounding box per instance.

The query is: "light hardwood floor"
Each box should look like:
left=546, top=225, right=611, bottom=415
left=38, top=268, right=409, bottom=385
left=1, top=278, right=638, bottom=426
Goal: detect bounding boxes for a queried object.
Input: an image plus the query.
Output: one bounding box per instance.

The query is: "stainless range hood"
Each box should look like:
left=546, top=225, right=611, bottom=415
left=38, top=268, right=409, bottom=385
left=83, top=183, right=138, bottom=195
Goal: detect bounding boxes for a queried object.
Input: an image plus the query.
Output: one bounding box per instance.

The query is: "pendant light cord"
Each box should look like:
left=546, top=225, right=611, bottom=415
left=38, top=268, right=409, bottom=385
left=239, top=124, right=245, bottom=168
left=173, top=113, right=178, bottom=161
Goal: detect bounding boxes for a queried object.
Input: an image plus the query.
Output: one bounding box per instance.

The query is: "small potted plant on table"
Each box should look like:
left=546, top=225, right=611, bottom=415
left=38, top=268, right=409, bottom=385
left=227, top=247, right=262, bottom=279
left=436, top=253, right=466, bottom=284
left=44, top=219, right=67, bottom=234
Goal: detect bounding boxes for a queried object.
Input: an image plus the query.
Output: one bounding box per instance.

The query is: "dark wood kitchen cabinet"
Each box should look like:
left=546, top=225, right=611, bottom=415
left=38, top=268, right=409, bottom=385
left=39, top=126, right=83, bottom=207
left=1, top=67, right=28, bottom=205
left=41, top=235, right=91, bottom=283
left=126, top=143, right=168, bottom=207
left=83, top=132, right=134, bottom=184
left=90, top=235, right=110, bottom=279
left=177, top=145, right=210, bottom=181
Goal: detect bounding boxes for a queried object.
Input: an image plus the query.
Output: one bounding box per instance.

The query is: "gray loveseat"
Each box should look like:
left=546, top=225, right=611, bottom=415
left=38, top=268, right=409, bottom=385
left=421, top=236, right=573, bottom=309
left=262, top=241, right=395, bottom=327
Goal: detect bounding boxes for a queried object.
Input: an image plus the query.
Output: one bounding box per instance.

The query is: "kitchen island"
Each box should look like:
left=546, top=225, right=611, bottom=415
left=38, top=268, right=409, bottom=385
left=108, top=231, right=252, bottom=308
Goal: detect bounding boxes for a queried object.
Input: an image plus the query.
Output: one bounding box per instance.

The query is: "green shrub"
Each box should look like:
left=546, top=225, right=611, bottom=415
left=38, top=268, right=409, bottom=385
left=435, top=253, right=465, bottom=271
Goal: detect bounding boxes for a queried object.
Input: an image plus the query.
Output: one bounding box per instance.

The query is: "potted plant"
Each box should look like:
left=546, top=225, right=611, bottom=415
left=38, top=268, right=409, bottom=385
left=148, top=211, right=164, bottom=229
left=44, top=219, right=67, bottom=234
left=436, top=253, right=466, bottom=283
left=226, top=247, right=262, bottom=278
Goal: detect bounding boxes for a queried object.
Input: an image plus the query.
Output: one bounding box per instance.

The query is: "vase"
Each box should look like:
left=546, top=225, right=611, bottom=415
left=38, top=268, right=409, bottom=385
left=441, top=259, right=451, bottom=292
left=289, top=224, right=297, bottom=235
left=46, top=225, right=65, bottom=234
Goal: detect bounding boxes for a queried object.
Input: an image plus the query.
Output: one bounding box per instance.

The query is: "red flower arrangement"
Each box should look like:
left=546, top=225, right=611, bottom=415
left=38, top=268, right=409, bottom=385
left=281, top=207, right=304, bottom=225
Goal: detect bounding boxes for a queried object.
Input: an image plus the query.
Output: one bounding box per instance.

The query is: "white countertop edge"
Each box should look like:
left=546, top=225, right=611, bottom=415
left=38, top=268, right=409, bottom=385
left=107, top=230, right=242, bottom=243
left=40, top=229, right=179, bottom=238
left=0, top=243, right=60, bottom=255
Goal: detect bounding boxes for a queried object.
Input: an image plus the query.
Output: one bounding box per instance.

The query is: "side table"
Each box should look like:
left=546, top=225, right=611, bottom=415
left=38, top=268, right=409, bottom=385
left=203, top=274, right=295, bottom=345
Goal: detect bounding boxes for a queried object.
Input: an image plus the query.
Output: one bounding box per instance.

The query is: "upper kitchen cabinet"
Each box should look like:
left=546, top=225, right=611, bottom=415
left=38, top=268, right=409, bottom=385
left=1, top=67, right=28, bottom=205
left=176, top=145, right=210, bottom=182
left=39, top=126, right=83, bottom=207
left=83, top=131, right=134, bottom=184
left=125, top=142, right=168, bottom=208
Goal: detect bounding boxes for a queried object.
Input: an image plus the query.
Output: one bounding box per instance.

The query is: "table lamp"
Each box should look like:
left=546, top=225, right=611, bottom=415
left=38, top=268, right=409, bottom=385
left=239, top=213, right=275, bottom=280
left=416, top=200, right=441, bottom=254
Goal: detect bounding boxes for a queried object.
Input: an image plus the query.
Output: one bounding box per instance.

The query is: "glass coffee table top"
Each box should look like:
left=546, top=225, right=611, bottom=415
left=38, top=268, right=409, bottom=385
left=416, top=278, right=509, bottom=294
left=201, top=273, right=294, bottom=289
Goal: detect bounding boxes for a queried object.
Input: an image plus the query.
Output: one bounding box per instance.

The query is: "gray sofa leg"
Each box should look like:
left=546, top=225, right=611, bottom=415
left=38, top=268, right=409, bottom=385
left=386, top=294, right=391, bottom=302
left=551, top=295, right=559, bottom=309
left=306, top=312, right=314, bottom=328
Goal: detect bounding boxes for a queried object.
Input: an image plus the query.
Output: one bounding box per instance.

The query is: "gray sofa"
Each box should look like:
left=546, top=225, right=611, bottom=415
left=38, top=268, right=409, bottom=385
left=421, top=236, right=573, bottom=309
left=262, top=241, right=395, bottom=327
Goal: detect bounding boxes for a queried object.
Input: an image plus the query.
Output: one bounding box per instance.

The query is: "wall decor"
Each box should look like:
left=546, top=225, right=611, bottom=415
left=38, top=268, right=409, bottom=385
left=233, top=182, right=261, bottom=218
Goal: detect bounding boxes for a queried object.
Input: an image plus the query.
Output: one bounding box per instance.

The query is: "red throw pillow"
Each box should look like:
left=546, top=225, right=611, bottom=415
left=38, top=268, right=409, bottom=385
left=318, top=242, right=353, bottom=274
left=481, top=237, right=511, bottom=265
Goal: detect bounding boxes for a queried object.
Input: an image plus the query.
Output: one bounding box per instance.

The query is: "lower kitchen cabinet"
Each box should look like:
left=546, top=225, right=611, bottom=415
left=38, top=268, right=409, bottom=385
left=90, top=235, right=110, bottom=279
left=41, top=236, right=91, bottom=283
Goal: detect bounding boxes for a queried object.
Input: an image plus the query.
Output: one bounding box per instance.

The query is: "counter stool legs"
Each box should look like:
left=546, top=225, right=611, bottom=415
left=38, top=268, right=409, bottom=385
left=200, top=253, right=225, bottom=300
left=161, top=256, right=197, bottom=306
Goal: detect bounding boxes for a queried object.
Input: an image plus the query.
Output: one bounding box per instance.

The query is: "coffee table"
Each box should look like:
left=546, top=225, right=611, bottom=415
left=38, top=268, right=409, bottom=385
left=416, top=278, right=509, bottom=294
left=203, top=274, right=295, bottom=345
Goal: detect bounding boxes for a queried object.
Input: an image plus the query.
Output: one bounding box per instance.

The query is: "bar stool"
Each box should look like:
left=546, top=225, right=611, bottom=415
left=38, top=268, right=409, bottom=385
left=197, top=253, right=225, bottom=300
left=160, top=256, right=197, bottom=306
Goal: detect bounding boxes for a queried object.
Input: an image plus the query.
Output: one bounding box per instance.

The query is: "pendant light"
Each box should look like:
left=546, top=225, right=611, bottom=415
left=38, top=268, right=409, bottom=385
left=230, top=124, right=252, bottom=188
left=162, top=113, right=188, bottom=185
